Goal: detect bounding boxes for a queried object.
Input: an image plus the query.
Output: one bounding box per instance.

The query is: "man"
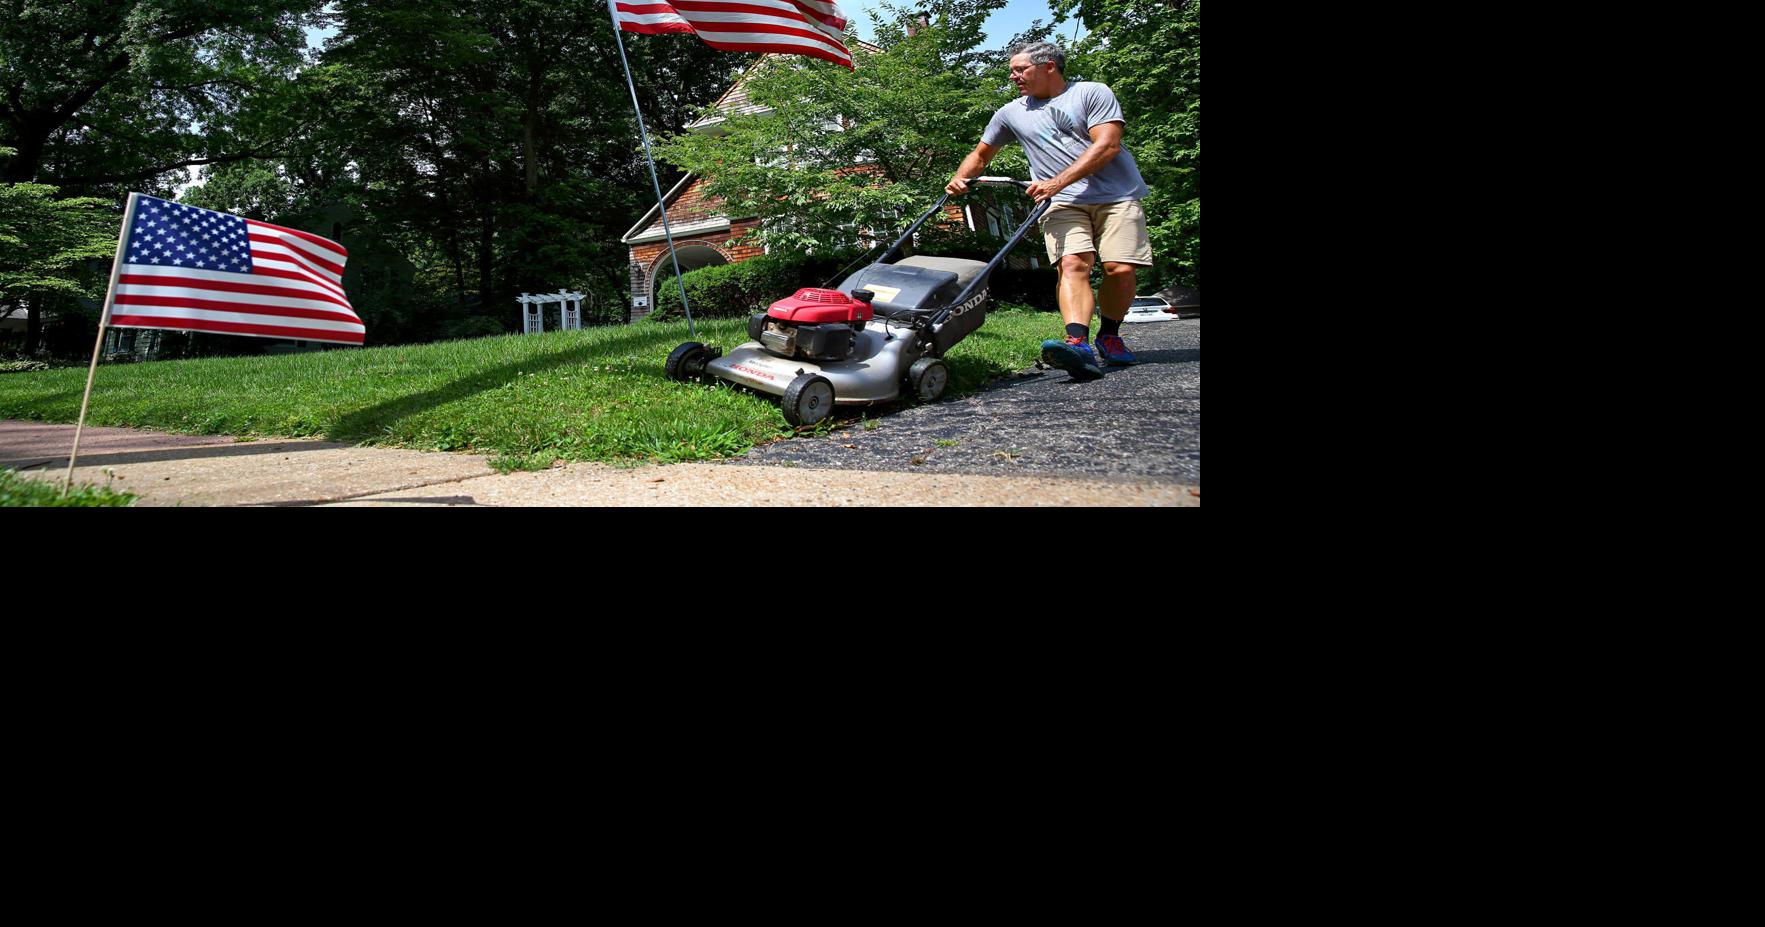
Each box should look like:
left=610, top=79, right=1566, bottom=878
left=946, top=41, right=1152, bottom=380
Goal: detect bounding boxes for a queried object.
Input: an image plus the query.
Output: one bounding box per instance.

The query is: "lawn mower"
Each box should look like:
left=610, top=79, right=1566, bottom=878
left=665, top=178, right=1051, bottom=426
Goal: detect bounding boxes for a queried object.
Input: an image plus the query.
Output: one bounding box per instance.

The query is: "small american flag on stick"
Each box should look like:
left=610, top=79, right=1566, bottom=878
left=109, top=195, right=365, bottom=346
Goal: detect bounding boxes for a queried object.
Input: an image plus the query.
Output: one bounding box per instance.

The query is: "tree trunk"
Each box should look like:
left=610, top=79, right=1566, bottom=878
left=24, top=299, right=41, bottom=355
left=3, top=127, right=49, bottom=184
left=478, top=208, right=496, bottom=319
left=523, top=109, right=539, bottom=196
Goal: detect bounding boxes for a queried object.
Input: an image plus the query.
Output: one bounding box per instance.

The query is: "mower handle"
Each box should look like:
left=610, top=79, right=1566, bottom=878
left=927, top=194, right=1054, bottom=330
left=878, top=177, right=1036, bottom=265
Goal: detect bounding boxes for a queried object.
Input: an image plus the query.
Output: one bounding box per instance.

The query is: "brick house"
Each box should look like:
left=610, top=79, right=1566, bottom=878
left=621, top=48, right=1039, bottom=323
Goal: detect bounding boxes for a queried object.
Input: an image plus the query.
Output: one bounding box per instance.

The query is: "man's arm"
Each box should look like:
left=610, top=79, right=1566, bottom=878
left=1024, top=122, right=1124, bottom=202
left=946, top=141, right=1001, bottom=195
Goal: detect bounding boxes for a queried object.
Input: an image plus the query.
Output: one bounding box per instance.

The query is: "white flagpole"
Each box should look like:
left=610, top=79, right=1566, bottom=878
left=607, top=0, right=697, bottom=339
left=64, top=191, right=140, bottom=496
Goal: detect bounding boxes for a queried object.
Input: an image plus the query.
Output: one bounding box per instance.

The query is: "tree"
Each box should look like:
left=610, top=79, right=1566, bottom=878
left=0, top=149, right=117, bottom=352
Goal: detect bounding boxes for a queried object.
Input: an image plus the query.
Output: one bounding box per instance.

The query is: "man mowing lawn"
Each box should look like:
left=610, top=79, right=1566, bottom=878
left=945, top=40, right=1153, bottom=381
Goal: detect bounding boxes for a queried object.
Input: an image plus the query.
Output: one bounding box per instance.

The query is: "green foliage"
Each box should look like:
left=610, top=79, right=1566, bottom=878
left=1055, top=0, right=1201, bottom=287
left=1, top=360, right=51, bottom=373
left=1, top=146, right=119, bottom=352
left=1, top=469, right=136, bottom=506
left=0, top=174, right=117, bottom=304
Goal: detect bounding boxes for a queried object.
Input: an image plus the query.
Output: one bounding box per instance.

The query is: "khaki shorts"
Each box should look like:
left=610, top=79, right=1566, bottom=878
left=1041, top=199, right=1154, bottom=266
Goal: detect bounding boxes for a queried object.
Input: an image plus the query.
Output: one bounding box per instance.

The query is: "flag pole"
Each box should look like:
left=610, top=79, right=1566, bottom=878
left=607, top=0, right=697, bottom=339
left=64, top=191, right=140, bottom=496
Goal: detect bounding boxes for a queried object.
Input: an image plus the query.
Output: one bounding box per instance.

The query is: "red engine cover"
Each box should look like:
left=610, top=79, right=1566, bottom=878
left=767, top=288, right=873, bottom=324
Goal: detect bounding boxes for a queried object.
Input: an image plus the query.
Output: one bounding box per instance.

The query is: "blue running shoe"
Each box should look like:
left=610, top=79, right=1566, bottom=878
left=1094, top=333, right=1137, bottom=366
left=1041, top=337, right=1103, bottom=381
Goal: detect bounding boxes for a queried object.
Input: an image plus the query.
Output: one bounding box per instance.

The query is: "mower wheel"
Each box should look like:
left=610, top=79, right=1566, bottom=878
left=666, top=342, right=711, bottom=382
left=909, top=357, right=949, bottom=402
left=782, top=374, right=836, bottom=427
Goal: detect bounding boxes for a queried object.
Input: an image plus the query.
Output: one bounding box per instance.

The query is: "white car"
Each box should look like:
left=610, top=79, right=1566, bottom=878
left=1125, top=295, right=1177, bottom=323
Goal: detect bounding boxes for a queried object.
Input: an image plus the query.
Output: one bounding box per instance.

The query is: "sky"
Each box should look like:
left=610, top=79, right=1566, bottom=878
left=304, top=2, right=1081, bottom=54
left=842, top=0, right=1080, bottom=47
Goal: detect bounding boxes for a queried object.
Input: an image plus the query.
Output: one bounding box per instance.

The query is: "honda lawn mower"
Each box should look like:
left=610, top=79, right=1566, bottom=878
left=665, top=177, right=1051, bottom=426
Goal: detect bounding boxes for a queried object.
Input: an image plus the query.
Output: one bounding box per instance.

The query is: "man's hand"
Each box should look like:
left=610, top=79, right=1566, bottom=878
left=1025, top=179, right=1067, bottom=202
left=947, top=142, right=999, bottom=196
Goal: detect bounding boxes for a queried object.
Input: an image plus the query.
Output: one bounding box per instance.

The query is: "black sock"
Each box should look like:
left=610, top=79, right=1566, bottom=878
left=1098, top=315, right=1122, bottom=338
left=1065, top=323, right=1089, bottom=341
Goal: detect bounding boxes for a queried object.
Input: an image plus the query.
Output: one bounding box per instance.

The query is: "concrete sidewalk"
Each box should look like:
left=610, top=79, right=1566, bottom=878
left=1, top=420, right=1197, bottom=506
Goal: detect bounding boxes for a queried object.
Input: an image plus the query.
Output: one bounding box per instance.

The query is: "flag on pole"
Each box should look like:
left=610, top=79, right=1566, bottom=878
left=108, top=195, right=365, bottom=346
left=613, top=0, right=854, bottom=70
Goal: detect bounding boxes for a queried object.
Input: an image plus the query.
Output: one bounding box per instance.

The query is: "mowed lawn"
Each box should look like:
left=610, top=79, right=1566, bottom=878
left=0, top=311, right=1057, bottom=470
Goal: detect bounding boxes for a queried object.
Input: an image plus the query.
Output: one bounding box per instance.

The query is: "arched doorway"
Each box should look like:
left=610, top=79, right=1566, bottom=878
left=647, top=243, right=730, bottom=308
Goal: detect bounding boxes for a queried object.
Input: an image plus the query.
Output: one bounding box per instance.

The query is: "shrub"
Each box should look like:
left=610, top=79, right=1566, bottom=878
left=440, top=317, right=509, bottom=341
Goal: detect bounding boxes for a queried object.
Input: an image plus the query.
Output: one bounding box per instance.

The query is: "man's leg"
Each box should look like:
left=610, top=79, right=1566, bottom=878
left=1098, top=261, right=1136, bottom=324
left=1091, top=201, right=1153, bottom=366
left=1092, top=262, right=1140, bottom=365
left=1042, top=251, right=1104, bottom=381
left=1058, top=252, right=1098, bottom=329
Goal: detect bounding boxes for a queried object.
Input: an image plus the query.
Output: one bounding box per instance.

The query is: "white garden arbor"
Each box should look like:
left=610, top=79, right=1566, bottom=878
left=517, top=291, right=595, bottom=333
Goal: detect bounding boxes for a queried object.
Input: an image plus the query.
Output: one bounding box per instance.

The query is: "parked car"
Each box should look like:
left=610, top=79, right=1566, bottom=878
left=1159, top=285, right=1200, bottom=319
left=1125, top=295, right=1177, bottom=323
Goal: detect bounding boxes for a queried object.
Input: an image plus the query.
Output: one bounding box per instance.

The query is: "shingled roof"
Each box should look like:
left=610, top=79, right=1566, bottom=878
left=685, top=42, right=884, bottom=134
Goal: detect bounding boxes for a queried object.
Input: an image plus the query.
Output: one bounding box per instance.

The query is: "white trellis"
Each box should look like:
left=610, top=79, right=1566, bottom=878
left=517, top=290, right=591, bottom=333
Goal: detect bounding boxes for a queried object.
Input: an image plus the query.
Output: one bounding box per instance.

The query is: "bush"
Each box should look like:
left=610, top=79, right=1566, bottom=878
left=1, top=360, right=49, bottom=374
left=440, top=317, right=509, bottom=341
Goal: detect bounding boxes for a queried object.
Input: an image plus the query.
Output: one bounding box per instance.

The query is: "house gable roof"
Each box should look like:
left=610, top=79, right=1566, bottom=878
left=620, top=172, right=701, bottom=245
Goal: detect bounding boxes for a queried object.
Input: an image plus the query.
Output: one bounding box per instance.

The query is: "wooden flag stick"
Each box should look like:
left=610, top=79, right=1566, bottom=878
left=64, top=191, right=140, bottom=496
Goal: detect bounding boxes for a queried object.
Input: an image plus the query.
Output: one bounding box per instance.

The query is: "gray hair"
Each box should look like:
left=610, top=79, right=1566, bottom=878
left=1012, top=41, right=1065, bottom=74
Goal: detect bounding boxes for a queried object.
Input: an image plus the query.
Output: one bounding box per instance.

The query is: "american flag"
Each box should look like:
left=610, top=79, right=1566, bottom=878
left=109, top=195, right=365, bottom=346
left=614, top=0, right=853, bottom=70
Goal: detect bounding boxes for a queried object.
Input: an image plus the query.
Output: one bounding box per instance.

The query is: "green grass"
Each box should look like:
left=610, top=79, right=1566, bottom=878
left=0, top=310, right=1058, bottom=470
left=1, top=469, right=136, bottom=507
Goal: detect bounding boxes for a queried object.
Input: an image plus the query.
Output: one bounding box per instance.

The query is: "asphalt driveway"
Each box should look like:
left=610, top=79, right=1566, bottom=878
left=731, top=316, right=1200, bottom=484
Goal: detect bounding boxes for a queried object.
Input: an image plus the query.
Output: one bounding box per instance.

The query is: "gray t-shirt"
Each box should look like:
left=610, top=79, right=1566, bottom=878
left=982, top=81, right=1149, bottom=205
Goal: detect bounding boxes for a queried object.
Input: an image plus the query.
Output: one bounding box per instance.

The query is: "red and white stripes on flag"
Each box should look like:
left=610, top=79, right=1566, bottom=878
left=109, top=195, right=364, bottom=346
left=614, top=0, right=854, bottom=70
